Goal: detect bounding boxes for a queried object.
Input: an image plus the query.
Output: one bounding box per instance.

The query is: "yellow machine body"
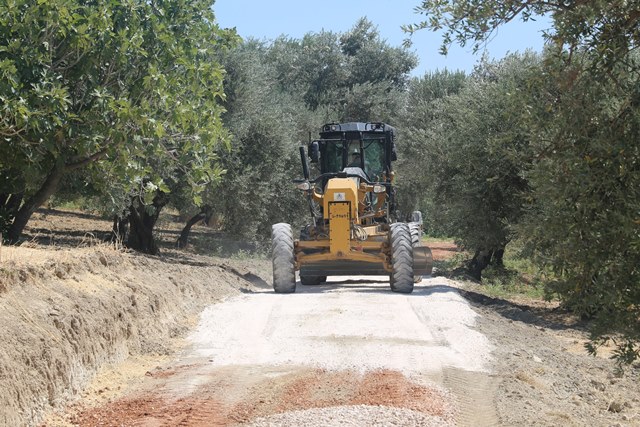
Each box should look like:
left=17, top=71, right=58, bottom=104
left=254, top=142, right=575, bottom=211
left=295, top=176, right=431, bottom=277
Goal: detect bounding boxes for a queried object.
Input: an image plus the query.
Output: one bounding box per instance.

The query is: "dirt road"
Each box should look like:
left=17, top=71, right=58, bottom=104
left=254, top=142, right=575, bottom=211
left=67, top=276, right=499, bottom=426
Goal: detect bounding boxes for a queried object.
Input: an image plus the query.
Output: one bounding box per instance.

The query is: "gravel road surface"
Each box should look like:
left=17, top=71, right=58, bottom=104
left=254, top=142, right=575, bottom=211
left=189, top=276, right=494, bottom=375
left=171, top=276, right=497, bottom=426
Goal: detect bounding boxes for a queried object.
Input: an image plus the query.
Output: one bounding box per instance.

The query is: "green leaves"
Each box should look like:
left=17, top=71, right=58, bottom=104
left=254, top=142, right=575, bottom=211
left=264, top=18, right=417, bottom=116
left=407, top=0, right=639, bottom=73
left=398, top=55, right=536, bottom=255
left=404, top=0, right=640, bottom=364
left=517, top=53, right=640, bottom=363
left=0, top=0, right=237, bottom=238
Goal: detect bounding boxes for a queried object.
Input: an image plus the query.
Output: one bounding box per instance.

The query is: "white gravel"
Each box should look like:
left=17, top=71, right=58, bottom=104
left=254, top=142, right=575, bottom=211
left=189, top=276, right=493, bottom=375
left=243, top=404, right=455, bottom=427
left=186, top=276, right=492, bottom=426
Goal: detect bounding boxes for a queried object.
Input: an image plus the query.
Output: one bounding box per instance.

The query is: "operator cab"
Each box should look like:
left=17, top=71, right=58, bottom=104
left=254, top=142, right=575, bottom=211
left=310, top=122, right=397, bottom=183
left=303, top=122, right=399, bottom=223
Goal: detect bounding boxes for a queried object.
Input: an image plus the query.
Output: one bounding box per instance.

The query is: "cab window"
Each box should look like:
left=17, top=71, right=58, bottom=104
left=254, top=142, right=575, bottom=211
left=324, top=142, right=345, bottom=173
left=362, top=140, right=385, bottom=180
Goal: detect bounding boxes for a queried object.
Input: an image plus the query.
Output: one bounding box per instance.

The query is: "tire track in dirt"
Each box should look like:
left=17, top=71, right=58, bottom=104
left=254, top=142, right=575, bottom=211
left=442, top=367, right=499, bottom=426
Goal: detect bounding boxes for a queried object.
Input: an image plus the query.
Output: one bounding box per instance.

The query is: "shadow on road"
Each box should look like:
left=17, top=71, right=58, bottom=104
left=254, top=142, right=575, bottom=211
left=292, top=277, right=459, bottom=297
left=288, top=277, right=586, bottom=333
left=458, top=288, right=587, bottom=333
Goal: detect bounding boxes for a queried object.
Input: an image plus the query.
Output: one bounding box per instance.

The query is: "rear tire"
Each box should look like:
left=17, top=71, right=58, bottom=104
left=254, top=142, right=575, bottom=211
left=408, top=222, right=424, bottom=283
left=389, top=223, right=414, bottom=293
left=408, top=222, right=422, bottom=247
left=272, top=223, right=296, bottom=293
left=300, top=275, right=327, bottom=286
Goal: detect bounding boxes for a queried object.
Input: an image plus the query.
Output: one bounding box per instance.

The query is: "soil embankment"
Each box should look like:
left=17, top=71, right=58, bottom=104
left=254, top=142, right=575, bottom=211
left=0, top=244, right=267, bottom=426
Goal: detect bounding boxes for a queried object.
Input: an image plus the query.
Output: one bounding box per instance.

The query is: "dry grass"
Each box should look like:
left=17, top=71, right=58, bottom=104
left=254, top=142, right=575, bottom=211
left=0, top=208, right=133, bottom=269
left=0, top=243, right=121, bottom=268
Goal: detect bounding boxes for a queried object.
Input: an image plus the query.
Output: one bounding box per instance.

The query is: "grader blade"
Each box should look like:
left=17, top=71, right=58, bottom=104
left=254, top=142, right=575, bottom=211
left=300, top=260, right=388, bottom=277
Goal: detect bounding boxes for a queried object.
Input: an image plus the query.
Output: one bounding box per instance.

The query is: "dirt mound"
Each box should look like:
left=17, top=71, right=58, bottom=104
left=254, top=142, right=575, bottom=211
left=0, top=244, right=267, bottom=426
left=69, top=367, right=455, bottom=427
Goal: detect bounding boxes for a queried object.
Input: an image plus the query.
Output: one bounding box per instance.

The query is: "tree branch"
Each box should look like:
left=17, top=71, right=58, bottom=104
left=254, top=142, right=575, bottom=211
left=64, top=142, right=113, bottom=171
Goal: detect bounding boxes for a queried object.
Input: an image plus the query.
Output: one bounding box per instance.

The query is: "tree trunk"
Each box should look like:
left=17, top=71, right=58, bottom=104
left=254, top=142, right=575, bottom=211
left=0, top=192, right=23, bottom=236
left=176, top=205, right=212, bottom=249
left=126, top=191, right=168, bottom=255
left=110, top=214, right=129, bottom=245
left=491, top=246, right=505, bottom=268
left=468, top=247, right=494, bottom=280
left=5, top=192, right=24, bottom=214
left=176, top=213, right=205, bottom=249
left=6, top=163, right=65, bottom=243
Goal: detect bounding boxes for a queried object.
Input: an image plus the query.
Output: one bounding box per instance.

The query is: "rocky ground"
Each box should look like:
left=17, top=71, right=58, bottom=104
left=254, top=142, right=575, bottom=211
left=0, top=208, right=638, bottom=426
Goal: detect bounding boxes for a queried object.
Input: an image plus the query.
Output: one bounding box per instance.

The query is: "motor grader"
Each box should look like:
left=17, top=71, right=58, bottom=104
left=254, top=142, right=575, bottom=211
left=271, top=122, right=432, bottom=293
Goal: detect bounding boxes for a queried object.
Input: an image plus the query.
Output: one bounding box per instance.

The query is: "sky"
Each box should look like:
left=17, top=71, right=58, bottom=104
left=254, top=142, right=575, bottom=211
left=214, top=0, right=551, bottom=77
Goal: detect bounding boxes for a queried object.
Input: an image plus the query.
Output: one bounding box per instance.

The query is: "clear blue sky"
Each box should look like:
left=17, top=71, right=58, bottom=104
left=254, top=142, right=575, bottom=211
left=214, top=0, right=551, bottom=76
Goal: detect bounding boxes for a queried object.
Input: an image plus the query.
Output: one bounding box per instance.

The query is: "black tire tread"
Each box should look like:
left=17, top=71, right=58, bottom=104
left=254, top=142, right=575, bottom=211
left=408, top=221, right=424, bottom=283
left=272, top=223, right=296, bottom=293
left=389, top=222, right=414, bottom=293
left=408, top=222, right=422, bottom=247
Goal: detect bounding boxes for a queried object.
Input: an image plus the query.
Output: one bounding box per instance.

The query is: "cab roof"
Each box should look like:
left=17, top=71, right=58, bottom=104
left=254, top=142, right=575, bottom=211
left=319, top=122, right=395, bottom=136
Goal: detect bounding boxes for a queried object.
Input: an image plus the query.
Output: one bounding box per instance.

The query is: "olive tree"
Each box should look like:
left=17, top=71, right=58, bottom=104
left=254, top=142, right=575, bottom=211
left=402, top=54, right=539, bottom=279
left=265, top=18, right=417, bottom=120
left=519, top=52, right=640, bottom=363
left=406, top=0, right=640, bottom=362
left=396, top=69, right=466, bottom=229
left=209, top=40, right=312, bottom=242
left=404, top=0, right=639, bottom=70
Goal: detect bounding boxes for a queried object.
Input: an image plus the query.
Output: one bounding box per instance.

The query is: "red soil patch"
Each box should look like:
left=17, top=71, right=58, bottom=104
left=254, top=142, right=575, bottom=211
left=70, top=396, right=230, bottom=427
left=69, top=368, right=453, bottom=426
left=426, top=241, right=460, bottom=261
left=232, top=368, right=452, bottom=424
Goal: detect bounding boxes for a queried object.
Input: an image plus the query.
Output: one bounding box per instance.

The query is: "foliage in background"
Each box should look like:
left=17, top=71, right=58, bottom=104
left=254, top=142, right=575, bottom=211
left=519, top=52, right=640, bottom=364
left=405, top=0, right=639, bottom=71
left=400, top=53, right=539, bottom=279
left=265, top=18, right=417, bottom=122
left=211, top=20, right=418, bottom=242
left=396, top=69, right=466, bottom=229
left=211, top=40, right=311, bottom=242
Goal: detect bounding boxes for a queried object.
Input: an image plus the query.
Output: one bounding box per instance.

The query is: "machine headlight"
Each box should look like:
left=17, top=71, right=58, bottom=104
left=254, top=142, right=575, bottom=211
left=296, top=181, right=311, bottom=191
left=373, top=185, right=386, bottom=194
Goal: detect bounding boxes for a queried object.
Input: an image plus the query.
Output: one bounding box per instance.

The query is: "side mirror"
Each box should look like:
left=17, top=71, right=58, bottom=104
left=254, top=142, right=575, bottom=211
left=410, top=210, right=423, bottom=224
left=308, top=141, right=319, bottom=163
left=390, top=142, right=397, bottom=161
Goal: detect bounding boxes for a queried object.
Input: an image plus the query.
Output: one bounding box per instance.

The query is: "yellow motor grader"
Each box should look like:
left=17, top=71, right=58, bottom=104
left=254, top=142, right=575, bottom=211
left=271, top=122, right=432, bottom=293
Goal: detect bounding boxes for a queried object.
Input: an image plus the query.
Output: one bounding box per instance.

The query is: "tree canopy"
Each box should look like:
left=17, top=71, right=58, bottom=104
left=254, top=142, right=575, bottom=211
left=404, top=0, right=639, bottom=69
left=265, top=18, right=417, bottom=120
left=0, top=0, right=236, bottom=244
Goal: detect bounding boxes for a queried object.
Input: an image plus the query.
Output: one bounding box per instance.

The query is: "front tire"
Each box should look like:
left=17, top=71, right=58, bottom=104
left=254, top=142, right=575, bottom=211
left=389, top=223, right=414, bottom=293
left=272, top=223, right=296, bottom=293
